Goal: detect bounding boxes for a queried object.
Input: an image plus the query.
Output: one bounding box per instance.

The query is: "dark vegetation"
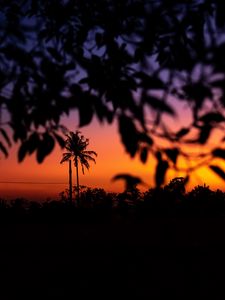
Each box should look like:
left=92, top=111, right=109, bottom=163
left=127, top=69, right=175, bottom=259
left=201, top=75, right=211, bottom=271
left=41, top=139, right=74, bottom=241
left=1, top=180, right=225, bottom=298
left=1, top=178, right=225, bottom=222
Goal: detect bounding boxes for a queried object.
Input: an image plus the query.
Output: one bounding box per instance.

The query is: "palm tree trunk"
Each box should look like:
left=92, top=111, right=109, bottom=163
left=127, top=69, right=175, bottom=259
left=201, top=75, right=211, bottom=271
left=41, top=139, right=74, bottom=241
left=69, top=159, right=72, bottom=204
left=75, top=156, right=80, bottom=205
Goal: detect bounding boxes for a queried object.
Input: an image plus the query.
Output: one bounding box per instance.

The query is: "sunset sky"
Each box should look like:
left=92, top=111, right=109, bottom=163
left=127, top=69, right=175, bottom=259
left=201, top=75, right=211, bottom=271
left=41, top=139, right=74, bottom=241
left=1, top=104, right=225, bottom=201
left=1, top=1, right=225, bottom=202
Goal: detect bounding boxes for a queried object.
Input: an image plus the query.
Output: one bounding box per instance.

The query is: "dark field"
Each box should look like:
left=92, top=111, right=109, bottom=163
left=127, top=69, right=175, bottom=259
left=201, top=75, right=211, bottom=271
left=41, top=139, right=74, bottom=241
left=1, top=216, right=225, bottom=299
left=1, top=183, right=225, bottom=299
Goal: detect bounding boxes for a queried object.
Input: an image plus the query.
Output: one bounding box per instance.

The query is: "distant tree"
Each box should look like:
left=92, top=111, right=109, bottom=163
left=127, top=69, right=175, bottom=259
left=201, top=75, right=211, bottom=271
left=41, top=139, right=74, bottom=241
left=2, top=1, right=225, bottom=186
left=188, top=184, right=212, bottom=198
left=80, top=187, right=113, bottom=210
left=165, top=177, right=186, bottom=194
left=60, top=131, right=97, bottom=202
left=186, top=184, right=214, bottom=214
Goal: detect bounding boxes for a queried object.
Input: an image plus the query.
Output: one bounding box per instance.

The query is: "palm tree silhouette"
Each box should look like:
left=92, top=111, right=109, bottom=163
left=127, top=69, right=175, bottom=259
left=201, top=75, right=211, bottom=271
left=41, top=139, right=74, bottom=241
left=60, top=131, right=97, bottom=204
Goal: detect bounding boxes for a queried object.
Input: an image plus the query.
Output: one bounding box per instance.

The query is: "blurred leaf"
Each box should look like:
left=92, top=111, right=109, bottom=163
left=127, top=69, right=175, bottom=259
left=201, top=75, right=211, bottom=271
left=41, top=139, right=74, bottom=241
left=176, top=128, right=190, bottom=139
left=18, top=142, right=28, bottom=162
left=183, top=83, right=212, bottom=106
left=53, top=132, right=65, bottom=148
left=155, top=158, right=169, bottom=187
left=212, top=148, right=225, bottom=159
left=198, top=125, right=212, bottom=144
left=1, top=45, right=34, bottom=67
left=134, top=48, right=144, bottom=62
left=209, top=165, right=225, bottom=181
left=77, top=94, right=94, bottom=127
left=210, top=79, right=225, bottom=87
left=199, top=113, right=225, bottom=123
left=79, top=105, right=94, bottom=127
left=18, top=133, right=39, bottom=161
left=79, top=77, right=89, bottom=84
left=94, top=100, right=109, bottom=123
left=0, top=128, right=11, bottom=147
left=216, top=2, right=225, bottom=27
left=130, top=105, right=145, bottom=128
left=138, top=132, right=153, bottom=145
left=27, top=132, right=39, bottom=155
left=95, top=32, right=103, bottom=48
left=37, top=133, right=55, bottom=163
left=105, top=110, right=114, bottom=124
left=13, top=124, right=27, bottom=142
left=0, top=141, right=8, bottom=157
left=140, top=147, right=148, bottom=163
left=156, top=151, right=162, bottom=160
left=112, top=173, right=143, bottom=190
left=1, top=0, right=224, bottom=174
left=47, top=47, right=62, bottom=61
left=143, top=95, right=175, bottom=115
left=70, top=84, right=82, bottom=97
left=134, top=72, right=164, bottom=89
left=118, top=115, right=138, bottom=157
left=164, top=148, right=179, bottom=164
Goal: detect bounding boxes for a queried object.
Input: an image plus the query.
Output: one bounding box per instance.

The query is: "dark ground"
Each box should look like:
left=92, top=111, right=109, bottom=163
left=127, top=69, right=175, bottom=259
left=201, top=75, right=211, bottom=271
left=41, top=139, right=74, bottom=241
left=0, top=217, right=225, bottom=299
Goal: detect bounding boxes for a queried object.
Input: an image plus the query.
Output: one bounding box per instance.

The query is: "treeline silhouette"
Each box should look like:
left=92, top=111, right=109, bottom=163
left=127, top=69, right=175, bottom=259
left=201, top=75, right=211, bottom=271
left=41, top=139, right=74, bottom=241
left=1, top=178, right=225, bottom=222
left=2, top=178, right=225, bottom=299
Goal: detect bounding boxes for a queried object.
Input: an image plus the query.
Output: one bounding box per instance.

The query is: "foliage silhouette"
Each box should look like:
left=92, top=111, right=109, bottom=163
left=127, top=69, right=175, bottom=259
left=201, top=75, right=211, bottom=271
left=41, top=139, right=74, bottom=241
left=2, top=189, right=225, bottom=299
left=1, top=178, right=225, bottom=222
left=60, top=131, right=97, bottom=202
left=112, top=173, right=144, bottom=191
left=2, top=1, right=225, bottom=184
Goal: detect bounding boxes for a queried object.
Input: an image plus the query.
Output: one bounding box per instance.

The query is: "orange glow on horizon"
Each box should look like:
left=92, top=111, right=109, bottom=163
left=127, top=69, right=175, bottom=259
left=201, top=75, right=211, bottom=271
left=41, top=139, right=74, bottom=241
left=0, top=112, right=225, bottom=201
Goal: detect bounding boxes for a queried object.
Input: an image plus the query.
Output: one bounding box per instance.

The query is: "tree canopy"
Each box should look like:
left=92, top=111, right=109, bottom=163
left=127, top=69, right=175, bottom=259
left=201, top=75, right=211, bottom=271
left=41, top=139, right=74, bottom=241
left=60, top=131, right=97, bottom=173
left=1, top=0, right=225, bottom=185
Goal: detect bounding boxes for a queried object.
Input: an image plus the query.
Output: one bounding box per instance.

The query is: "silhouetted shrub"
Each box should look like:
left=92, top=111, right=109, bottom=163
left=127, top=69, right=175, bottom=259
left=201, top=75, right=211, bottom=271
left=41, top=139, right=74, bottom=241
left=1, top=180, right=225, bottom=222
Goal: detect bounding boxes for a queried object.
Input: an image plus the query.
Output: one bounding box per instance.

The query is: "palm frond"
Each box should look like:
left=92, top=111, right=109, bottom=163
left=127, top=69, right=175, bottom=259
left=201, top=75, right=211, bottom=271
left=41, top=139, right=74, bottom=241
left=60, top=152, right=72, bottom=164
left=60, top=131, right=97, bottom=173
left=81, top=162, right=85, bottom=174
left=83, top=150, right=97, bottom=157
left=79, top=157, right=90, bottom=174
left=82, top=154, right=96, bottom=163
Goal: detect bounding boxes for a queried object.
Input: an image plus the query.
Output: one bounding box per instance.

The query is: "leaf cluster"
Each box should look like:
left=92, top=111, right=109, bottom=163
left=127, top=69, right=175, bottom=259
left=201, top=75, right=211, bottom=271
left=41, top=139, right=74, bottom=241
left=1, top=1, right=225, bottom=185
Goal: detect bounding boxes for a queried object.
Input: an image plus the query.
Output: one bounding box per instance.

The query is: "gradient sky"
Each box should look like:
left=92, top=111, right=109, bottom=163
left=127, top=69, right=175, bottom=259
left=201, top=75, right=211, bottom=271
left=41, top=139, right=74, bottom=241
left=1, top=3, right=225, bottom=202
left=0, top=114, right=153, bottom=200
left=1, top=103, right=225, bottom=201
